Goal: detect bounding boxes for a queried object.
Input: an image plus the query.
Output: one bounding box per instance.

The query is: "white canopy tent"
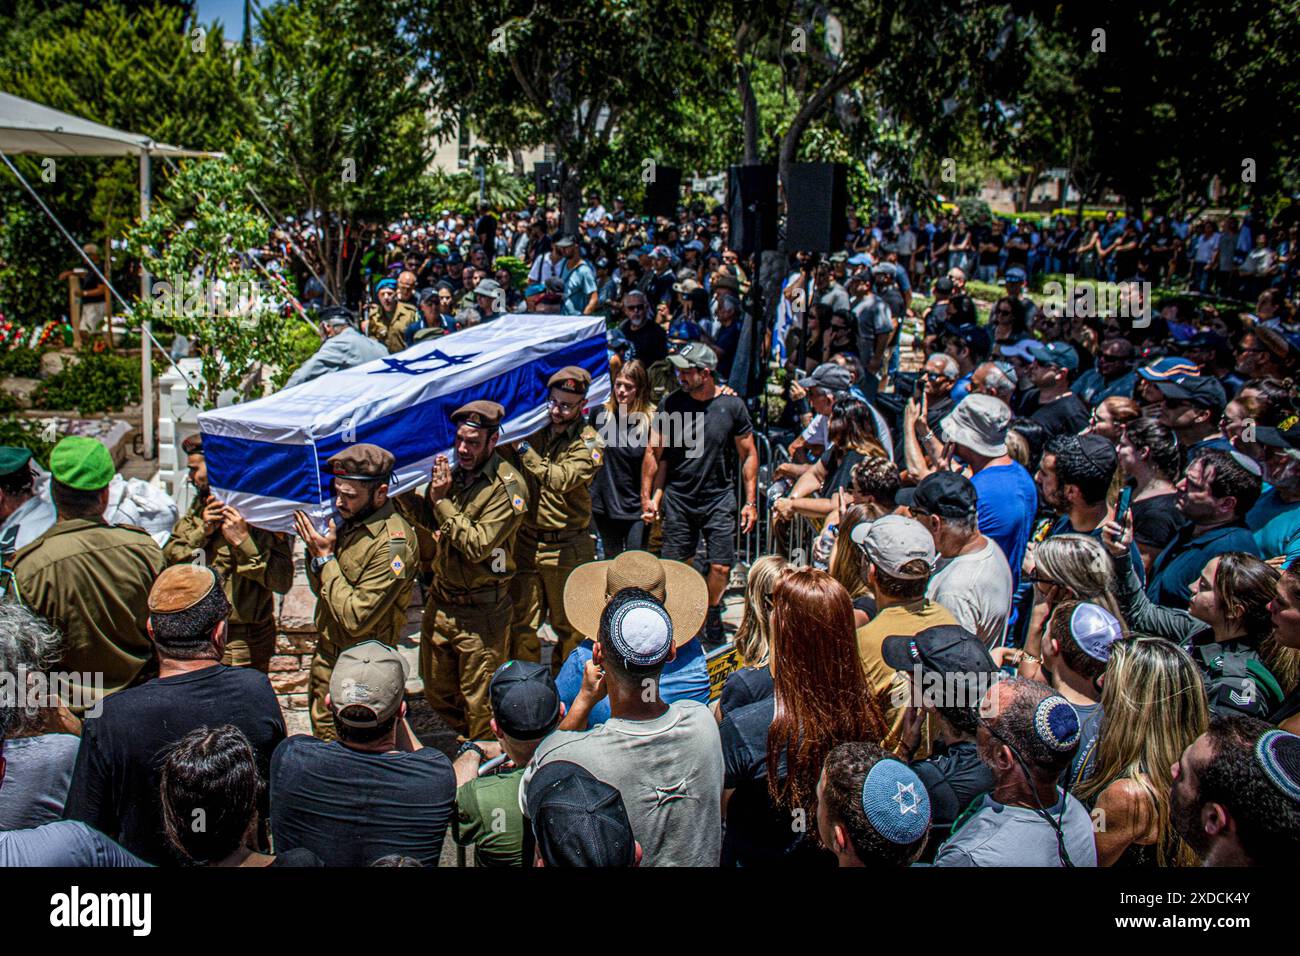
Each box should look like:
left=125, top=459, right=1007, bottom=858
left=0, top=91, right=221, bottom=457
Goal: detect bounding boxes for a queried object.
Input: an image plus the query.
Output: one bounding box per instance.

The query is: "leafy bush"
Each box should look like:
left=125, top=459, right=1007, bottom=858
left=0, top=416, right=54, bottom=469
left=0, top=347, right=43, bottom=378
left=494, top=255, right=529, bottom=291
left=33, top=350, right=143, bottom=413
left=273, top=321, right=325, bottom=389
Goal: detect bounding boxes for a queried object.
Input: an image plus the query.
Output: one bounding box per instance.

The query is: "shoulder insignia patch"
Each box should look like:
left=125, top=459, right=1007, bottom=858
left=592, top=449, right=602, bottom=464
left=511, top=494, right=526, bottom=512
left=390, top=556, right=405, bottom=576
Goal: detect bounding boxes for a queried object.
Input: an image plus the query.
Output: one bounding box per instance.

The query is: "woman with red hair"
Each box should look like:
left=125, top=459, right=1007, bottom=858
left=719, top=567, right=888, bottom=866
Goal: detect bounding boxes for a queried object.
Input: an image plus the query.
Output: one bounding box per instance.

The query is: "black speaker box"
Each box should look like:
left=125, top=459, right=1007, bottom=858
left=727, top=164, right=778, bottom=255
left=785, top=162, right=848, bottom=253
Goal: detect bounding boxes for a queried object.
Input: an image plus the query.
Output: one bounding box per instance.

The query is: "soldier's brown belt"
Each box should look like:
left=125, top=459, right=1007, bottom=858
left=534, top=528, right=586, bottom=544
left=432, top=584, right=507, bottom=606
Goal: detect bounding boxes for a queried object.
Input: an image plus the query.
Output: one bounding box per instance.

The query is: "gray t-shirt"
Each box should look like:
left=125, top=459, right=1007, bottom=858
left=933, top=789, right=1097, bottom=867
left=0, top=820, right=148, bottom=866
left=0, top=733, right=80, bottom=830
left=521, top=699, right=724, bottom=867
left=925, top=538, right=1014, bottom=648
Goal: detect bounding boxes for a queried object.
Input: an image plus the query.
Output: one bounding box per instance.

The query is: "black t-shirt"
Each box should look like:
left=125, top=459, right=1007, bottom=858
left=619, top=318, right=668, bottom=367
left=1131, top=492, right=1185, bottom=551
left=853, top=594, right=879, bottom=620
left=588, top=404, right=648, bottom=519
left=977, top=230, right=1004, bottom=266
left=63, top=665, right=286, bottom=866
left=719, top=666, right=774, bottom=717
left=659, top=388, right=753, bottom=503
left=910, top=740, right=994, bottom=861
left=819, top=447, right=866, bottom=498
left=1030, top=393, right=1090, bottom=437
left=269, top=735, right=455, bottom=867
left=1004, top=234, right=1030, bottom=268
left=269, top=846, right=324, bottom=867
left=720, top=697, right=834, bottom=867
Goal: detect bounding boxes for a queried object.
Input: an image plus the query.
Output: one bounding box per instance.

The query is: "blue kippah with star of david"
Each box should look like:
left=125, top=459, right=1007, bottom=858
left=861, top=758, right=931, bottom=845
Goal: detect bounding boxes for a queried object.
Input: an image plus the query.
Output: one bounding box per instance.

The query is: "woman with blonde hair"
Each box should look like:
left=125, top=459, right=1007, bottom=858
left=1011, top=534, right=1126, bottom=681
left=1032, top=533, right=1125, bottom=622
left=715, top=555, right=788, bottom=721
left=589, top=358, right=656, bottom=557
left=1075, top=638, right=1209, bottom=866
left=827, top=505, right=875, bottom=627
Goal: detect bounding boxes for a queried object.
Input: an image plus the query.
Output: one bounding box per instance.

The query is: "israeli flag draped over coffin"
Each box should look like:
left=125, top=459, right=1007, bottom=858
left=198, top=314, right=610, bottom=533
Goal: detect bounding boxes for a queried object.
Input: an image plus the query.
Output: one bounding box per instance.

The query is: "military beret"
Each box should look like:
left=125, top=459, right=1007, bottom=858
left=49, top=436, right=114, bottom=491
left=0, top=446, right=33, bottom=477
left=147, top=564, right=232, bottom=644
left=326, top=443, right=395, bottom=481
left=180, top=433, right=204, bottom=455
left=452, top=400, right=505, bottom=431
left=547, top=366, right=591, bottom=395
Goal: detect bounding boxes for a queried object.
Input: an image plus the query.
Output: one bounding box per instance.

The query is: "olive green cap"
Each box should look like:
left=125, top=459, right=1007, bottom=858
left=49, top=436, right=114, bottom=491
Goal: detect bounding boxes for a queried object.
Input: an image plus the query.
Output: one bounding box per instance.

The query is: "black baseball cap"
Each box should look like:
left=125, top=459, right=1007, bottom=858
left=527, top=761, right=637, bottom=867
left=489, top=660, right=561, bottom=740
left=1155, top=374, right=1227, bottom=415
left=909, top=471, right=978, bottom=520
left=880, top=624, right=998, bottom=702
left=1253, top=416, right=1300, bottom=451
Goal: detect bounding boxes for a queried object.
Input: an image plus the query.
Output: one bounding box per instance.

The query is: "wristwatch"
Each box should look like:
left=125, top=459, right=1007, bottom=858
left=456, top=741, right=487, bottom=760
left=310, top=554, right=335, bottom=573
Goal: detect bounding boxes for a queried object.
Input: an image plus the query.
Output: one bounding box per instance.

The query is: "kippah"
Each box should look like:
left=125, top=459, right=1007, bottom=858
left=606, top=597, right=672, bottom=668
left=1228, top=449, right=1263, bottom=477
left=1255, top=730, right=1300, bottom=802
left=1034, top=696, right=1080, bottom=752
left=861, top=759, right=931, bottom=845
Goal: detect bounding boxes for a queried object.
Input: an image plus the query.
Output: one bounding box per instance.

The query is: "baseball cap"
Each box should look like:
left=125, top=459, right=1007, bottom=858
left=849, top=515, right=936, bottom=580
left=668, top=341, right=717, bottom=371
left=1137, top=356, right=1200, bottom=381
left=938, top=393, right=1011, bottom=458
left=797, top=362, right=853, bottom=394
left=933, top=277, right=954, bottom=295
left=1027, top=340, right=1080, bottom=371
left=1251, top=415, right=1300, bottom=450
left=553, top=235, right=577, bottom=249
left=996, top=339, right=1037, bottom=363
left=881, top=623, right=998, bottom=677
left=668, top=319, right=704, bottom=343
left=489, top=660, right=561, bottom=740
left=945, top=322, right=991, bottom=357
left=1065, top=603, right=1124, bottom=662
left=909, top=471, right=978, bottom=519
left=651, top=244, right=672, bottom=259
left=1155, top=374, right=1227, bottom=414
left=330, top=640, right=409, bottom=728
left=1003, top=267, right=1027, bottom=283
left=527, top=761, right=637, bottom=867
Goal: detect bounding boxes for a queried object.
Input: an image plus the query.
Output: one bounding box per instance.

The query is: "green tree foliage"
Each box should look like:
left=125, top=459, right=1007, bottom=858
left=0, top=1, right=254, bottom=326
left=125, top=143, right=302, bottom=409
left=252, top=0, right=437, bottom=298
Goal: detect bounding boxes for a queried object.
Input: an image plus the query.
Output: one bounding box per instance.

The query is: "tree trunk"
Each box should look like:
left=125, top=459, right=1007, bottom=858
left=738, top=61, right=759, bottom=166
left=559, top=162, right=581, bottom=236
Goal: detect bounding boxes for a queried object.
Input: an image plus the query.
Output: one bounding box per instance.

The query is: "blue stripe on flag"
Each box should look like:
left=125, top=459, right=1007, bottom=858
left=206, top=332, right=606, bottom=505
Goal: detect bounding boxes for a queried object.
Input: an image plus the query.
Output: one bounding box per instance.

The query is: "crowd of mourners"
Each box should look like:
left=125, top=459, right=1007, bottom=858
left=2, top=190, right=1300, bottom=869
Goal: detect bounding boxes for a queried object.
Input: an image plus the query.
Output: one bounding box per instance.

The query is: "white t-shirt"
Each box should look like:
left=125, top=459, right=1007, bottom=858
left=521, top=699, right=724, bottom=867
left=926, top=537, right=1013, bottom=648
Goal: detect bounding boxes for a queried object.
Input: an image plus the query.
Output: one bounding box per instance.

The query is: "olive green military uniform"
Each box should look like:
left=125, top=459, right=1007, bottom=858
left=162, top=498, right=294, bottom=671
left=305, top=499, right=418, bottom=740
left=500, top=421, right=603, bottom=672
left=10, top=519, right=164, bottom=714
left=366, top=301, right=418, bottom=351
left=385, top=306, right=421, bottom=353
left=647, top=359, right=676, bottom=404
left=406, top=452, right=528, bottom=740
